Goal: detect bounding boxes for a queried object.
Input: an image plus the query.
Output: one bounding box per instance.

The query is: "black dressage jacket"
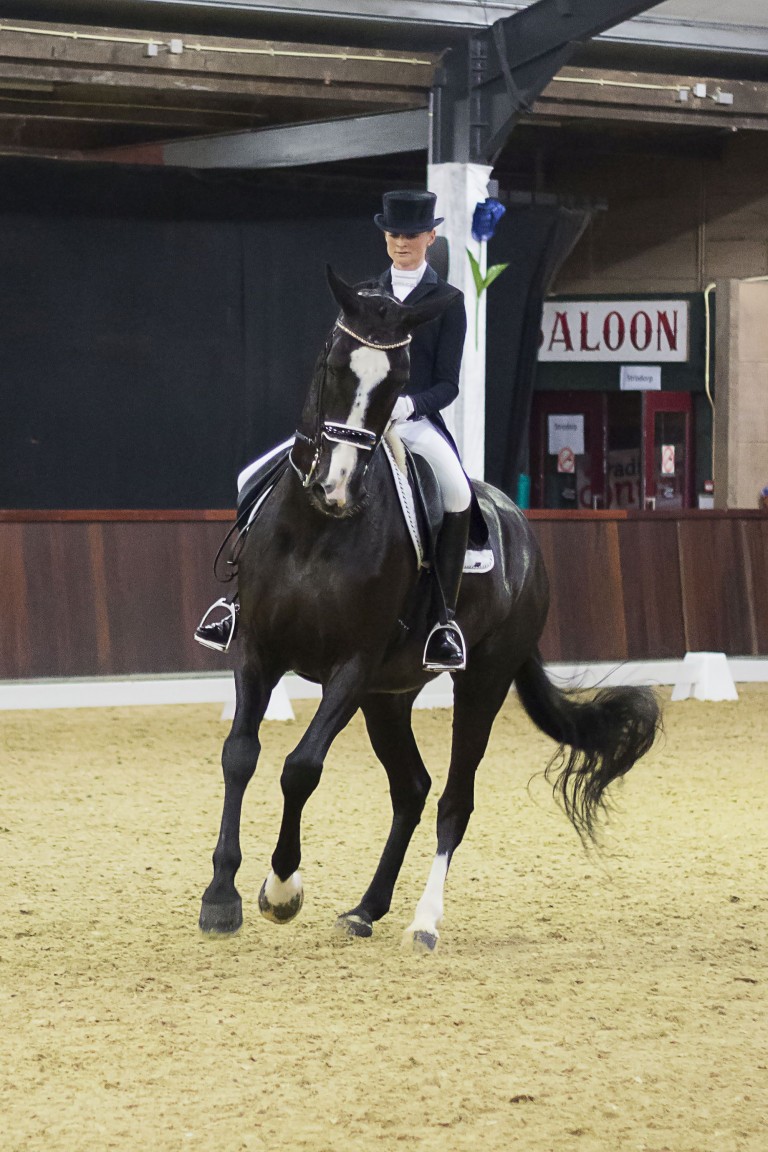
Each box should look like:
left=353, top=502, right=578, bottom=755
left=378, top=264, right=467, bottom=450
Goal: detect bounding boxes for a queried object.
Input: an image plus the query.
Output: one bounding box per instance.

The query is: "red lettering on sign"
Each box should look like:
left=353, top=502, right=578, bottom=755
left=630, top=311, right=653, bottom=351
left=603, top=311, right=625, bottom=352
left=548, top=311, right=574, bottom=352
left=657, top=310, right=679, bottom=351
left=579, top=311, right=600, bottom=352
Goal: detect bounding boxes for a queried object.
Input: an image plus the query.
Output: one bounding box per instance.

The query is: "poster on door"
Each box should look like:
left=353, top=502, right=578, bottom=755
left=607, top=449, right=641, bottom=509
left=573, top=449, right=641, bottom=509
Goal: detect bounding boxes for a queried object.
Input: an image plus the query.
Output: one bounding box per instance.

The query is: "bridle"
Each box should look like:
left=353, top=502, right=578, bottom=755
left=289, top=319, right=412, bottom=488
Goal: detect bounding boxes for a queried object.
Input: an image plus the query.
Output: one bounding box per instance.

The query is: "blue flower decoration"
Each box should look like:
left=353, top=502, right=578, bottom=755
left=471, top=198, right=506, bottom=242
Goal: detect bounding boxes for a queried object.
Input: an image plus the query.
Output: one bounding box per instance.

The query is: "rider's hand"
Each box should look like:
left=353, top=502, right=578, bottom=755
left=390, top=396, right=415, bottom=424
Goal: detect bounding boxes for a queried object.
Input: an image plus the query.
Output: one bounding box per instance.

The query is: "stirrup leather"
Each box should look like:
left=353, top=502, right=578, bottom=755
left=194, top=597, right=237, bottom=653
left=422, top=619, right=467, bottom=672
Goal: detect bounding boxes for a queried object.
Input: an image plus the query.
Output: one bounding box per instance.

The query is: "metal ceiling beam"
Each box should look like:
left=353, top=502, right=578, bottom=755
left=433, top=0, right=669, bottom=164
left=162, top=107, right=428, bottom=166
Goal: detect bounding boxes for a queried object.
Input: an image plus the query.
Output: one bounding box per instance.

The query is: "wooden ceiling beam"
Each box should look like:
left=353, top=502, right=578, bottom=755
left=0, top=20, right=437, bottom=93
left=534, top=66, right=768, bottom=127
left=0, top=66, right=425, bottom=111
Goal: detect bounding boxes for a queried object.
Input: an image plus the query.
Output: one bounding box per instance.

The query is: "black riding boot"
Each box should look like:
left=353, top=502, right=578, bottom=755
left=423, top=508, right=470, bottom=671
left=194, top=597, right=239, bottom=652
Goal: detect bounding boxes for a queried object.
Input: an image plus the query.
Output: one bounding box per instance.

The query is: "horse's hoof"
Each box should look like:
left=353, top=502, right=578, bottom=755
left=402, top=927, right=439, bottom=954
left=334, top=912, right=373, bottom=939
left=199, top=898, right=243, bottom=935
left=258, top=870, right=304, bottom=924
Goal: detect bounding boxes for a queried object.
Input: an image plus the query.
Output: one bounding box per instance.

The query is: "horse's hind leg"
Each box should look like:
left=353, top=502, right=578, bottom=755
left=404, top=647, right=515, bottom=953
left=336, top=691, right=430, bottom=939
left=199, top=661, right=276, bottom=934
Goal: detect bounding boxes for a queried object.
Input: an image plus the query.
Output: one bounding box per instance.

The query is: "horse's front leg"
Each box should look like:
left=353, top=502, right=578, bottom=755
left=258, top=659, right=365, bottom=925
left=200, top=661, right=277, bottom=934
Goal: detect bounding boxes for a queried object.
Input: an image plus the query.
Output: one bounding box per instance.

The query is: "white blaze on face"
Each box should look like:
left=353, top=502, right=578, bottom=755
left=323, top=346, right=390, bottom=504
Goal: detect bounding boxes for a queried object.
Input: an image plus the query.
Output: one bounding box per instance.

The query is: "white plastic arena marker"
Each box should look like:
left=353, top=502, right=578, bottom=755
left=671, top=652, right=738, bottom=702
left=220, top=678, right=295, bottom=722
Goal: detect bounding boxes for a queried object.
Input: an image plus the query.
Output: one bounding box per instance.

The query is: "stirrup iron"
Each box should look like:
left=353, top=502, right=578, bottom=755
left=422, top=619, right=467, bottom=672
left=194, top=597, right=237, bottom=653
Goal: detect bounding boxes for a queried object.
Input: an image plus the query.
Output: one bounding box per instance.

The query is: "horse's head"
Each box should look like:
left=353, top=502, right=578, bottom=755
left=291, top=266, right=460, bottom=517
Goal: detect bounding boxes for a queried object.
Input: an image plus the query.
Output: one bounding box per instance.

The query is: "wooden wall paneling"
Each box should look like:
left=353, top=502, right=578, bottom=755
left=100, top=522, right=177, bottom=675
left=531, top=521, right=628, bottom=662
left=21, top=523, right=102, bottom=678
left=87, top=523, right=113, bottom=674
left=677, top=520, right=756, bottom=654
left=3, top=513, right=766, bottom=679
left=738, top=519, right=768, bottom=654
left=619, top=521, right=685, bottom=659
left=0, top=525, right=31, bottom=678
left=98, top=522, right=234, bottom=676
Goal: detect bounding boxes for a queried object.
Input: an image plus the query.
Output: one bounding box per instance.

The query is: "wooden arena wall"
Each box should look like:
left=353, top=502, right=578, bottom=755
left=1, top=510, right=767, bottom=680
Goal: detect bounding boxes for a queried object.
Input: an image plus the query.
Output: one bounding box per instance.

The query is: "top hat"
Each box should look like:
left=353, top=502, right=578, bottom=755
left=374, top=190, right=443, bottom=235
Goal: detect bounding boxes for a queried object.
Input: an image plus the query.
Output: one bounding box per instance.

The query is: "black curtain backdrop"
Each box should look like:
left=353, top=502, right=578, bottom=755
left=485, top=204, right=591, bottom=496
left=0, top=158, right=387, bottom=508
left=1, top=159, right=589, bottom=508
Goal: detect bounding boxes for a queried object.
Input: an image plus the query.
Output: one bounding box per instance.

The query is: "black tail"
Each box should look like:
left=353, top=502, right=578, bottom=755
left=515, top=650, right=661, bottom=844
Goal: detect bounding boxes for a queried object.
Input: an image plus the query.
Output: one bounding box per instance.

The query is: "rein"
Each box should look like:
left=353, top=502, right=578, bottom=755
left=289, top=319, right=410, bottom=488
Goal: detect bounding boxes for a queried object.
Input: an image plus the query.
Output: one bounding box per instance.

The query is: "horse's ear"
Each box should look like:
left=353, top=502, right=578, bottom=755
left=402, top=288, right=462, bottom=330
left=326, top=265, right=361, bottom=316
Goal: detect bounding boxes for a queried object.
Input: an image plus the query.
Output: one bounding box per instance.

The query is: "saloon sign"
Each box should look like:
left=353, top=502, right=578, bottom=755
left=539, top=300, right=689, bottom=362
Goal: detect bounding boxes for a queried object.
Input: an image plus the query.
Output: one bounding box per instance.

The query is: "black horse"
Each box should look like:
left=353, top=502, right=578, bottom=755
left=199, top=268, right=660, bottom=952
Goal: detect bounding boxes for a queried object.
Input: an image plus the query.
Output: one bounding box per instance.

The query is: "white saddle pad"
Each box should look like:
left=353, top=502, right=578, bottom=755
left=382, top=434, right=494, bottom=575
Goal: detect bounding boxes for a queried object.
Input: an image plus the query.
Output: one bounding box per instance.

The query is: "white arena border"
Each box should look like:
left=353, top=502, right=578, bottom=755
left=0, top=659, right=767, bottom=715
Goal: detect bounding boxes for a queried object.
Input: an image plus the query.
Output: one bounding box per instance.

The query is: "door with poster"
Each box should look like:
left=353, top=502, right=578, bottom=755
left=530, top=393, right=606, bottom=510
left=643, top=391, right=694, bottom=510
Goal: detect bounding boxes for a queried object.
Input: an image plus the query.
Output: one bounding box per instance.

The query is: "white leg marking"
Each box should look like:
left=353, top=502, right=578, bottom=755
left=264, top=869, right=302, bottom=906
left=406, top=853, right=449, bottom=937
left=324, top=347, right=389, bottom=501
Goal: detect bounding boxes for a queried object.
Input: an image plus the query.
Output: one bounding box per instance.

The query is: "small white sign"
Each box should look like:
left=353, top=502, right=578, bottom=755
left=548, top=414, right=585, bottom=456
left=620, top=365, right=661, bottom=391
left=661, top=444, right=676, bottom=475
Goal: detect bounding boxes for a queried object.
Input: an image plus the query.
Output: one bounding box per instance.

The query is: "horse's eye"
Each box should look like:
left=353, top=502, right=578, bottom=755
left=378, top=304, right=388, bottom=318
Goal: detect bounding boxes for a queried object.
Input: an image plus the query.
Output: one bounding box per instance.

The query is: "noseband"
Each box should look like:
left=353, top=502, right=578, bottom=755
left=290, top=321, right=412, bottom=488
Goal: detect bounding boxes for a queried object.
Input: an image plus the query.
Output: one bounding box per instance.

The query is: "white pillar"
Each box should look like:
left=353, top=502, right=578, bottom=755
left=427, top=161, right=494, bottom=480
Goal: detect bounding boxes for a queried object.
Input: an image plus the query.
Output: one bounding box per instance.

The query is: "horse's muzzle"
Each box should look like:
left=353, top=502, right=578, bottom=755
left=309, top=480, right=366, bottom=518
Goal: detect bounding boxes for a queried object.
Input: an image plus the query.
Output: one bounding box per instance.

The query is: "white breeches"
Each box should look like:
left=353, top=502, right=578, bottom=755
left=395, top=417, right=471, bottom=513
